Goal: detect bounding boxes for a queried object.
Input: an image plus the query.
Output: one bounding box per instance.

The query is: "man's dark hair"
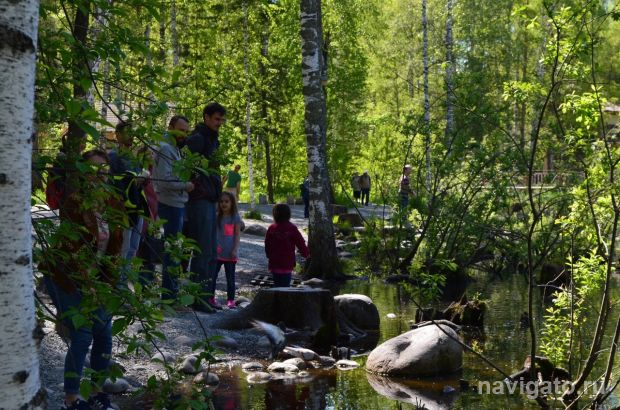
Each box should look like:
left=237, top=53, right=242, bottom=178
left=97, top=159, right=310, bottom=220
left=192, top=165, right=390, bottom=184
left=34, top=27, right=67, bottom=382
left=203, top=102, right=226, bottom=118
left=82, top=149, right=109, bottom=162
left=272, top=203, right=291, bottom=223
left=169, top=115, right=189, bottom=128
left=115, top=121, right=131, bottom=133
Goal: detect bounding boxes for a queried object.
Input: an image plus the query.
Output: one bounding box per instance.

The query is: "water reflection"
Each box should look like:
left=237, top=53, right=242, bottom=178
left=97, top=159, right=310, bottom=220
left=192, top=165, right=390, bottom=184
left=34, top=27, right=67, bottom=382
left=211, top=273, right=620, bottom=409
left=366, top=373, right=459, bottom=410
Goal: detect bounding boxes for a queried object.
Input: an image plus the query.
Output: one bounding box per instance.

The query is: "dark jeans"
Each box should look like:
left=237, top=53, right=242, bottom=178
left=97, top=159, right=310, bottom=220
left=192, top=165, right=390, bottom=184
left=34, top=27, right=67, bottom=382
left=158, top=202, right=185, bottom=300
left=361, top=188, right=370, bottom=205
left=353, top=190, right=361, bottom=200
left=272, top=272, right=292, bottom=287
left=214, top=261, right=237, bottom=301
left=44, top=277, right=112, bottom=395
left=303, top=198, right=310, bottom=218
left=185, top=199, right=218, bottom=296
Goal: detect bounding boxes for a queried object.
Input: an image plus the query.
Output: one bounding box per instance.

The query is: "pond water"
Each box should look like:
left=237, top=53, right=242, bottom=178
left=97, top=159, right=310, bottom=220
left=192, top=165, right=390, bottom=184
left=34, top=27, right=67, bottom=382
left=211, top=272, right=620, bottom=409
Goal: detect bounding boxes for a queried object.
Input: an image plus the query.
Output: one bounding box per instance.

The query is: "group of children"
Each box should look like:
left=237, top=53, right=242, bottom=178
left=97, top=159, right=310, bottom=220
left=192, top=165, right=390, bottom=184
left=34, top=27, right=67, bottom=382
left=212, top=193, right=310, bottom=306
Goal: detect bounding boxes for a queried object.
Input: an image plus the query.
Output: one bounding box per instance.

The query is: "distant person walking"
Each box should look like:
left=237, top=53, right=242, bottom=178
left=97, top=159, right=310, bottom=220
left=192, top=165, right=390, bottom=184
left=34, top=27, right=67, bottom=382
left=350, top=172, right=361, bottom=203
left=212, top=191, right=242, bottom=309
left=223, top=164, right=242, bottom=201
left=399, top=164, right=414, bottom=209
left=265, top=204, right=310, bottom=287
left=185, top=102, right=226, bottom=312
left=300, top=175, right=310, bottom=218
left=152, top=115, right=194, bottom=300
left=359, top=170, right=371, bottom=206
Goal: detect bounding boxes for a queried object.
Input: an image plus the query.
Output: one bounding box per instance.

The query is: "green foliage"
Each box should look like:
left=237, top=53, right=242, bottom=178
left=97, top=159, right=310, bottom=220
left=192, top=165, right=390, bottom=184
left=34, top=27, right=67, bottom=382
left=243, top=208, right=263, bottom=221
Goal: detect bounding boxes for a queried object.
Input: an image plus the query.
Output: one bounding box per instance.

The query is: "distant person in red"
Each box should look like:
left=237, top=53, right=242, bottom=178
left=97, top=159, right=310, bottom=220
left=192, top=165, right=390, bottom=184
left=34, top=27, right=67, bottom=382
left=264, top=204, right=310, bottom=287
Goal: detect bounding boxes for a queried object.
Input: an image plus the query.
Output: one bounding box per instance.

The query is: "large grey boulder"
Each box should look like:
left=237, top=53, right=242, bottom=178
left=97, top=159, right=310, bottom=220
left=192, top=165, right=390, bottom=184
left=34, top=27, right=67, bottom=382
left=335, top=294, right=380, bottom=331
left=366, top=324, right=462, bottom=377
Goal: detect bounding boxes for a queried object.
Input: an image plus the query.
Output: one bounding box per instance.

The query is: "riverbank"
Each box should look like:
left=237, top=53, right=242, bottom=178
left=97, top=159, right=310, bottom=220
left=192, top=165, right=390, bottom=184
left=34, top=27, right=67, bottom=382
left=38, top=203, right=390, bottom=409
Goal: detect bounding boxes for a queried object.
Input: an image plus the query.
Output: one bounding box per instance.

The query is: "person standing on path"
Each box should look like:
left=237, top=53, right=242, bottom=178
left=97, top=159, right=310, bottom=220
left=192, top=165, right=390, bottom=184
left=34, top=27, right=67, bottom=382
left=222, top=164, right=242, bottom=201
left=265, top=204, right=310, bottom=287
left=152, top=115, right=194, bottom=300
left=213, top=191, right=242, bottom=309
left=300, top=175, right=310, bottom=218
left=185, top=102, right=226, bottom=312
left=40, top=150, right=123, bottom=410
left=108, top=122, right=149, bottom=267
left=350, top=172, right=361, bottom=204
left=359, top=170, right=371, bottom=206
left=398, top=164, right=414, bottom=209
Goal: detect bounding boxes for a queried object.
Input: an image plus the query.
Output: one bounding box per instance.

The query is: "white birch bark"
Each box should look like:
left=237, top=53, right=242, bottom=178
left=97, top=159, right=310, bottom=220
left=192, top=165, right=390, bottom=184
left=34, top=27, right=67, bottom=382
left=444, top=0, right=455, bottom=150
left=422, top=0, right=431, bottom=191
left=300, top=0, right=340, bottom=278
left=0, top=0, right=45, bottom=408
left=171, top=0, right=179, bottom=67
left=243, top=1, right=255, bottom=208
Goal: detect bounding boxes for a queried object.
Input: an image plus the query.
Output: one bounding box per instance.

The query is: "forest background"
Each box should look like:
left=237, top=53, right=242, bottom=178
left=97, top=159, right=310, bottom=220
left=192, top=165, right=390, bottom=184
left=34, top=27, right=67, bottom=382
left=10, top=0, right=620, bottom=407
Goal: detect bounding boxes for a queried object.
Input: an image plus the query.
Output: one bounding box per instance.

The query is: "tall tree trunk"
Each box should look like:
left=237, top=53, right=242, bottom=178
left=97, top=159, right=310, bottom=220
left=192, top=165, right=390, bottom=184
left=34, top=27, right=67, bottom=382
left=171, top=0, right=179, bottom=67
left=159, top=13, right=166, bottom=62
left=0, top=1, right=45, bottom=408
left=243, top=1, right=255, bottom=208
left=422, top=0, right=431, bottom=192
left=66, top=2, right=91, bottom=178
left=100, top=59, right=110, bottom=145
left=300, top=0, right=341, bottom=279
left=444, top=0, right=455, bottom=150
left=259, top=25, right=275, bottom=203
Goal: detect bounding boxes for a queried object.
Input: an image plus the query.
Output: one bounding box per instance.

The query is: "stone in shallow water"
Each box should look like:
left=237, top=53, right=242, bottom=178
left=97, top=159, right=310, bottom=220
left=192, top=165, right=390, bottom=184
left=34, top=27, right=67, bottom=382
left=283, top=346, right=320, bottom=361
left=366, top=324, right=462, bottom=377
left=242, top=362, right=265, bottom=372
left=102, top=378, right=130, bottom=394
left=283, top=357, right=307, bottom=370
left=247, top=372, right=272, bottom=384
left=336, top=359, right=360, bottom=370
left=267, top=362, right=300, bottom=373
left=318, top=356, right=336, bottom=367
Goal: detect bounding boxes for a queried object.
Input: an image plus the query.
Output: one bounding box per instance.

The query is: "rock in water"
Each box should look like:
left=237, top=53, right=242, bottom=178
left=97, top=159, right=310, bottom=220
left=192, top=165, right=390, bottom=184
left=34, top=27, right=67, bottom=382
left=267, top=362, right=300, bottom=374
left=318, top=356, right=336, bottom=367
left=336, top=360, right=360, bottom=370
left=283, top=346, right=320, bottom=361
left=334, top=294, right=380, bottom=331
left=102, top=378, right=130, bottom=394
left=366, top=324, right=462, bottom=377
left=247, top=372, right=272, bottom=384
left=283, top=357, right=307, bottom=370
left=242, top=362, right=265, bottom=372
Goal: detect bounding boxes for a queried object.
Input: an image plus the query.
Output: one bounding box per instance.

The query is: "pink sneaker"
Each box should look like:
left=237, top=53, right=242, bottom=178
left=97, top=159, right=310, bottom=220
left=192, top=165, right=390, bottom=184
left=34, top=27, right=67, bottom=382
left=227, top=300, right=236, bottom=309
left=208, top=297, right=222, bottom=310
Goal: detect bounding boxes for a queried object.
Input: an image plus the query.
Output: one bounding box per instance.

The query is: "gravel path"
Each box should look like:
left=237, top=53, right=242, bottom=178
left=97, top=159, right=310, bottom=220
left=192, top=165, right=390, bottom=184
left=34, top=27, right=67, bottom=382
left=37, top=203, right=391, bottom=409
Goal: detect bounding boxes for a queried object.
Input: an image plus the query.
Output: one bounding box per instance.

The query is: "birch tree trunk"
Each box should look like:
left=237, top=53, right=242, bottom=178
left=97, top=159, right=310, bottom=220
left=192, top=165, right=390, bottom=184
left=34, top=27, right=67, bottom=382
left=243, top=1, right=255, bottom=208
left=259, top=19, right=275, bottom=204
left=300, top=0, right=341, bottom=279
left=171, top=0, right=179, bottom=67
left=422, top=0, right=432, bottom=192
left=444, top=0, right=455, bottom=151
left=0, top=0, right=45, bottom=408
